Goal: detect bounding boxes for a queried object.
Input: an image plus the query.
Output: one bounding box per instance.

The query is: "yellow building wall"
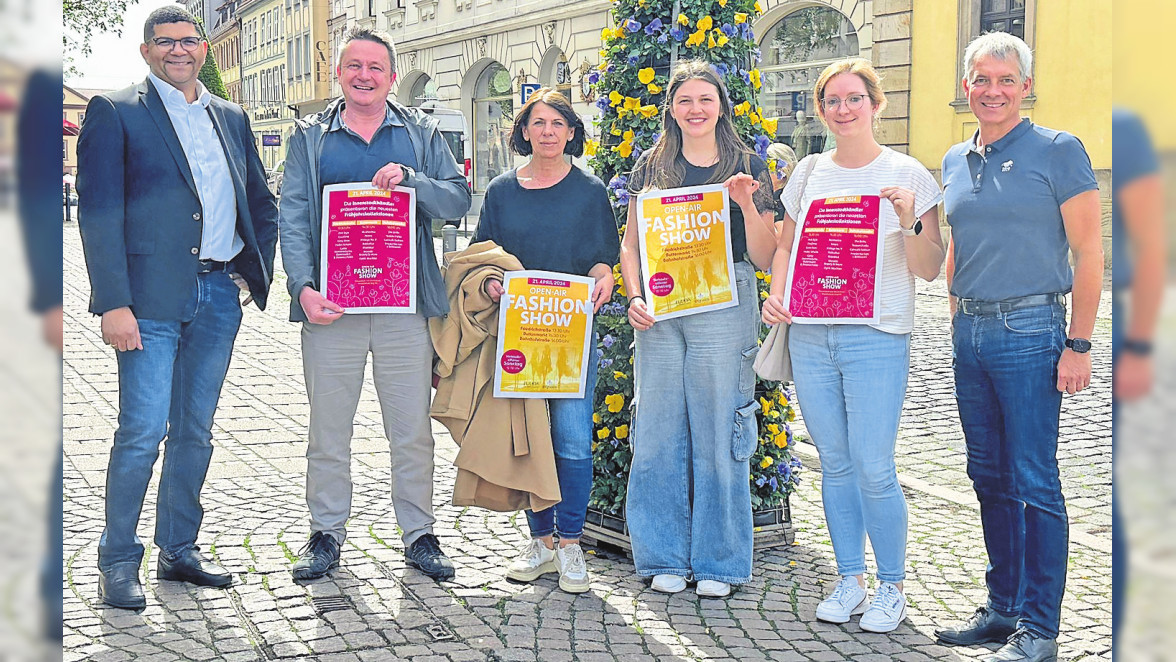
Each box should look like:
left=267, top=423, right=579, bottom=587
left=910, top=0, right=1110, bottom=171
left=1114, top=0, right=1176, bottom=149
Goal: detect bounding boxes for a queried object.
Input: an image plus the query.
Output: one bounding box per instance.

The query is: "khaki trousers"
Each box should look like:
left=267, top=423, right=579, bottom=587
left=301, top=312, right=435, bottom=546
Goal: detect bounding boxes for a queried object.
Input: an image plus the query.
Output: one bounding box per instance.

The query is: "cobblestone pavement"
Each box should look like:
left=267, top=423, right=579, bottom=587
left=63, top=227, right=1113, bottom=661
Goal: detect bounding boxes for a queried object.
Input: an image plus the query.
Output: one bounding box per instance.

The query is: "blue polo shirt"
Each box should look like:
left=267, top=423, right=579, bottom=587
left=942, top=118, right=1098, bottom=301
left=320, top=104, right=419, bottom=188
left=1111, top=108, right=1158, bottom=292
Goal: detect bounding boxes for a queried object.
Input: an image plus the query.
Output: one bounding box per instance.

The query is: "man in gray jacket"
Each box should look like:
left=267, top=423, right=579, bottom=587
left=278, top=27, right=471, bottom=582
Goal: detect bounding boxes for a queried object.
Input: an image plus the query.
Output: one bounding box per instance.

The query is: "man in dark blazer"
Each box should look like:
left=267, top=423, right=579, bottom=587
left=77, top=5, right=278, bottom=610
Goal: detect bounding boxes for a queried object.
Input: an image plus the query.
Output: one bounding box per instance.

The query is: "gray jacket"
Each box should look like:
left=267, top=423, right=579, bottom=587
left=278, top=97, right=472, bottom=321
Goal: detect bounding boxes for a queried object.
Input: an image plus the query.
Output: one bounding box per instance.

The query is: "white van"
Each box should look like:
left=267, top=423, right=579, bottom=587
left=419, top=101, right=472, bottom=198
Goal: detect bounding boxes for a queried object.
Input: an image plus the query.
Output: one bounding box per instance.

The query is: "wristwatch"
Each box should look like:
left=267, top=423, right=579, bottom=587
left=1065, top=337, right=1092, bottom=353
left=1122, top=338, right=1153, bottom=356
left=900, top=219, right=923, bottom=237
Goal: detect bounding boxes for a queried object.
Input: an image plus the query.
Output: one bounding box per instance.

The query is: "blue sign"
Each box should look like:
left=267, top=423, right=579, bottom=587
left=792, top=92, right=806, bottom=113
left=520, top=83, right=541, bottom=105
left=262, top=134, right=282, bottom=146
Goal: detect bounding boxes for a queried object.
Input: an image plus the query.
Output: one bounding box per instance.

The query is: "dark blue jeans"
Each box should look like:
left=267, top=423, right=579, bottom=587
left=98, top=271, right=242, bottom=571
left=525, top=332, right=599, bottom=540
left=952, top=301, right=1068, bottom=639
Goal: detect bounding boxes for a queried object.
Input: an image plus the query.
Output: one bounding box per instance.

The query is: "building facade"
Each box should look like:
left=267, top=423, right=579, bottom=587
left=210, top=14, right=243, bottom=105
left=239, top=0, right=293, bottom=170
left=285, top=0, right=333, bottom=119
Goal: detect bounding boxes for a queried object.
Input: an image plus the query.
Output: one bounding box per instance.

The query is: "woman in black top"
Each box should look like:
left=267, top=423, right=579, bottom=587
left=618, top=59, right=777, bottom=598
left=474, top=88, right=619, bottom=594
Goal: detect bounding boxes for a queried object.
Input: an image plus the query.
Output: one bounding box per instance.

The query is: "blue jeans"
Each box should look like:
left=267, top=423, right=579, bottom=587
left=98, top=271, right=242, bottom=571
left=526, top=331, right=599, bottom=540
left=952, top=301, right=1067, bottom=639
left=788, top=323, right=910, bottom=583
left=1111, top=296, right=1124, bottom=648
left=626, top=262, right=759, bottom=584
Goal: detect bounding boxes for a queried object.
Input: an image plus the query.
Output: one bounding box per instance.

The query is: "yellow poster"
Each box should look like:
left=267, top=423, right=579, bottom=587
left=494, top=270, right=596, bottom=399
left=636, top=183, right=739, bottom=320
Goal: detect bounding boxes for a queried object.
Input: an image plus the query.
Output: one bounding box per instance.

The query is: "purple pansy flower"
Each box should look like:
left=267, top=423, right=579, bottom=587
left=625, top=17, right=641, bottom=33
left=669, top=27, right=685, bottom=41
left=754, top=134, right=771, bottom=158
left=602, top=334, right=615, bottom=348
left=644, top=18, right=663, bottom=35
left=720, top=23, right=737, bottom=37
left=588, top=70, right=600, bottom=85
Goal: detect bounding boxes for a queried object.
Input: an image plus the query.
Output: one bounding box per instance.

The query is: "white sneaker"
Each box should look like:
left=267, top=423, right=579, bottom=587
left=554, top=543, right=590, bottom=594
left=696, top=579, right=731, bottom=597
left=650, top=574, right=687, bottom=593
left=859, top=581, right=907, bottom=633
left=815, top=575, right=870, bottom=623
left=505, top=539, right=556, bottom=582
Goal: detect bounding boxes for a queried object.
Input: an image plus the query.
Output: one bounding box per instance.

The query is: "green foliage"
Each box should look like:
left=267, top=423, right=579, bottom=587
left=199, top=46, right=230, bottom=101
left=586, top=0, right=800, bottom=516
left=64, top=0, right=136, bottom=76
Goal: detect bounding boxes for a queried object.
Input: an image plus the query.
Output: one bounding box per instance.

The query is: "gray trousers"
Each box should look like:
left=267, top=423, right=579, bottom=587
left=302, top=313, right=436, bottom=546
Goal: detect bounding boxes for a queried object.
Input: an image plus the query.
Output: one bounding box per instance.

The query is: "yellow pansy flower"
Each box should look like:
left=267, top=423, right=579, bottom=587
left=624, top=97, right=642, bottom=112
left=767, top=423, right=780, bottom=435
left=638, top=68, right=656, bottom=85
left=614, top=371, right=627, bottom=380
left=750, top=112, right=761, bottom=126
left=760, top=456, right=774, bottom=468
left=601, top=27, right=613, bottom=41
left=685, top=30, right=705, bottom=47
left=616, top=141, right=633, bottom=158
left=677, top=13, right=690, bottom=25
left=585, top=139, right=598, bottom=156
left=762, top=117, right=778, bottom=134
left=697, top=15, right=713, bottom=31
left=719, top=0, right=727, bottom=6
left=623, top=129, right=635, bottom=142
left=763, top=272, right=773, bottom=285
left=597, top=427, right=611, bottom=440
left=733, top=101, right=750, bottom=116
left=605, top=393, right=626, bottom=413
left=734, top=12, right=748, bottom=23
left=716, top=34, right=730, bottom=47
left=759, top=396, right=772, bottom=415
left=749, top=69, right=762, bottom=89
left=754, top=0, right=763, bottom=13
left=774, top=433, right=789, bottom=448
left=615, top=425, right=629, bottom=439
left=639, top=104, right=659, bottom=119
left=609, top=90, right=623, bottom=107
left=593, top=413, right=601, bottom=424
left=647, top=83, right=662, bottom=95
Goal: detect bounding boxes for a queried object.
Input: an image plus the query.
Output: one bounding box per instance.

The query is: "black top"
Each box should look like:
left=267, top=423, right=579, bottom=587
left=474, top=166, right=620, bottom=276
left=628, top=153, right=774, bottom=261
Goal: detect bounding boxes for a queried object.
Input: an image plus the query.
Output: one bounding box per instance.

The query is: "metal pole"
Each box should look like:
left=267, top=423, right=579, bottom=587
left=64, top=183, right=72, bottom=223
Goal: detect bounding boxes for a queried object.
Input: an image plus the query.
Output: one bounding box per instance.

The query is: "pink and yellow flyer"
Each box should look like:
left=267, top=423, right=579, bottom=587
left=319, top=183, right=417, bottom=314
left=785, top=191, right=883, bottom=324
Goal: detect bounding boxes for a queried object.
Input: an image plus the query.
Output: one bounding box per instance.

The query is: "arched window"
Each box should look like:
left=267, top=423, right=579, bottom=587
left=473, top=62, right=514, bottom=193
left=408, top=74, right=438, bottom=106
left=759, top=6, right=859, bottom=159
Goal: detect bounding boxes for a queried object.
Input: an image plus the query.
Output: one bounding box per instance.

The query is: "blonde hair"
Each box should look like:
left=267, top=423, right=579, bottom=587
left=812, top=57, right=886, bottom=126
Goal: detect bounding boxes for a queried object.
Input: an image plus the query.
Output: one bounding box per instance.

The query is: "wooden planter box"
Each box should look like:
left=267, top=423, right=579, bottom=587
left=582, top=498, right=794, bottom=556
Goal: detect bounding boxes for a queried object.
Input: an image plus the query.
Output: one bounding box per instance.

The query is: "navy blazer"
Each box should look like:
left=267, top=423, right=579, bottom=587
left=77, top=79, right=278, bottom=318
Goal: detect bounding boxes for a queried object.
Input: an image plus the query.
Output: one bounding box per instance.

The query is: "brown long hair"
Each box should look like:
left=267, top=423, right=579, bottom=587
left=632, top=59, right=753, bottom=191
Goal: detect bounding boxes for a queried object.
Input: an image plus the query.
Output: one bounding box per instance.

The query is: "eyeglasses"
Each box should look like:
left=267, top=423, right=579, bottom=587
left=819, top=94, right=868, bottom=112
left=151, top=37, right=202, bottom=51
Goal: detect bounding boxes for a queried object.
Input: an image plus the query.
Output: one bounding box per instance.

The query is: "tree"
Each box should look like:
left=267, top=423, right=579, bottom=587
left=586, top=0, right=801, bottom=516
left=64, top=0, right=137, bottom=75
left=198, top=44, right=230, bottom=101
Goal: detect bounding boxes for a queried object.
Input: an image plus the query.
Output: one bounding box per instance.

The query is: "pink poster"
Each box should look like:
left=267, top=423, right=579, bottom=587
left=320, top=183, right=417, bottom=314
left=785, top=192, right=883, bottom=324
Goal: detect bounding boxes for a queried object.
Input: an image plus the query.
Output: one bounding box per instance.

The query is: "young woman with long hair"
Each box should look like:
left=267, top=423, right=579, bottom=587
left=619, top=59, right=777, bottom=598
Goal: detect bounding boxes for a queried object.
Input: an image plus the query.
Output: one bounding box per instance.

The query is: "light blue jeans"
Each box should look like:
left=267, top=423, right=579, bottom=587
left=788, top=323, right=910, bottom=584
left=626, top=262, right=759, bottom=584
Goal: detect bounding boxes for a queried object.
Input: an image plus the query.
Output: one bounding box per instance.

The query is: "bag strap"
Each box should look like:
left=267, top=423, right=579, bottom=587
left=797, top=152, right=820, bottom=207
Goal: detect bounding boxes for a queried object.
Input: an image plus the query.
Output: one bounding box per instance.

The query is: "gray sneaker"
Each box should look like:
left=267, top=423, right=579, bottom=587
left=554, top=543, right=590, bottom=594
left=859, top=581, right=907, bottom=633
left=506, top=539, right=556, bottom=583
left=292, top=532, right=341, bottom=580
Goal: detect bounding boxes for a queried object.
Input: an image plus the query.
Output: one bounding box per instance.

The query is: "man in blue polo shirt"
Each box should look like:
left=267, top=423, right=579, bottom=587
left=278, top=27, right=471, bottom=583
left=934, top=32, right=1103, bottom=662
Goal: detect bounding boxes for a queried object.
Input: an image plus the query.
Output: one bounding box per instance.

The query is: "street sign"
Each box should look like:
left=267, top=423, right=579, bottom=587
left=520, top=83, right=541, bottom=105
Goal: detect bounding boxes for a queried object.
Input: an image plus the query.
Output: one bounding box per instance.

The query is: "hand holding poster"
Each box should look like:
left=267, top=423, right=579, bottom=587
left=785, top=190, right=883, bottom=324
left=320, top=183, right=417, bottom=314
left=494, top=271, right=595, bottom=399
left=636, top=184, right=739, bottom=320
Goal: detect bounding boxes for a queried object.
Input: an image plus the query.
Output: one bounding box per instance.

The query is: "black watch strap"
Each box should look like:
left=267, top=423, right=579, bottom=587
left=1122, top=338, right=1153, bottom=356
left=1065, top=337, right=1092, bottom=353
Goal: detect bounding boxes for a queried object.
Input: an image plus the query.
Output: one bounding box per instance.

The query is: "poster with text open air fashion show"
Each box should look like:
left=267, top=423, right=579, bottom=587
left=494, top=271, right=595, bottom=399
left=636, top=183, right=739, bottom=321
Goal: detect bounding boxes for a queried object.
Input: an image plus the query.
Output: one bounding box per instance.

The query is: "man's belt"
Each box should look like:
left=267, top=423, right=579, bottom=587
left=956, top=293, right=1065, bottom=315
left=196, top=259, right=233, bottom=274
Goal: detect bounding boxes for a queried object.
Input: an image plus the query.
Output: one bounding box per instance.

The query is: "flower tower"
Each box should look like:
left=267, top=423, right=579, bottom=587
left=585, top=0, right=802, bottom=528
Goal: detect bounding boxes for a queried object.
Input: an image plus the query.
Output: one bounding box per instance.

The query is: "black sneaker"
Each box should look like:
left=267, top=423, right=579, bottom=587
left=292, top=532, right=341, bottom=580
left=405, top=533, right=455, bottom=581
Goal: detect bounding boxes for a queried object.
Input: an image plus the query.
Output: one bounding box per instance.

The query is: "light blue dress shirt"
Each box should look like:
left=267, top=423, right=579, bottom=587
left=148, top=72, right=243, bottom=261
